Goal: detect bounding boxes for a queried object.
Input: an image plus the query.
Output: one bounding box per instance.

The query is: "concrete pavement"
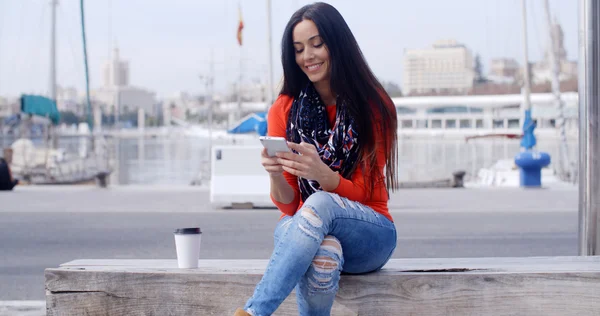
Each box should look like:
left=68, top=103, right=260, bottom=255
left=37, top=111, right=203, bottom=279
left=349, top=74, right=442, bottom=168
left=0, top=184, right=578, bottom=213
left=0, top=185, right=579, bottom=312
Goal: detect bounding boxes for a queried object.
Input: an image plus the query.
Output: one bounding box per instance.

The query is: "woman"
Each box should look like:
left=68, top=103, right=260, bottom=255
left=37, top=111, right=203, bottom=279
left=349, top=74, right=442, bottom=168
left=235, top=2, right=398, bottom=315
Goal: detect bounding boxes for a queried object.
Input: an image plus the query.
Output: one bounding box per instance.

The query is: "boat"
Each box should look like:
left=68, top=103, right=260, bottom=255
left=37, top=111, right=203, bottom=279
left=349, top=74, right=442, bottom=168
left=6, top=95, right=111, bottom=185
left=3, top=1, right=112, bottom=186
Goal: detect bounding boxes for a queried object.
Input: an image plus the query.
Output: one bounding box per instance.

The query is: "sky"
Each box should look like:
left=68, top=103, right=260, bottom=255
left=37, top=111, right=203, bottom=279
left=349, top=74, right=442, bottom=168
left=0, top=0, right=579, bottom=100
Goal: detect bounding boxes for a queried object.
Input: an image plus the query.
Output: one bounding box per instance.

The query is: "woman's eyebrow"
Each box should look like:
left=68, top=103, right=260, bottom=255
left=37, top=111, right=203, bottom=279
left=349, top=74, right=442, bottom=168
left=293, top=34, right=321, bottom=45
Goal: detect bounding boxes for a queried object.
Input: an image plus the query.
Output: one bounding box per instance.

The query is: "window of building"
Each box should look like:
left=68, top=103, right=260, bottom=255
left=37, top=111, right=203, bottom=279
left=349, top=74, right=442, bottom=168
left=476, top=119, right=484, bottom=128
left=507, top=119, right=520, bottom=128
left=397, top=107, right=417, bottom=114
left=446, top=119, right=456, bottom=128
left=459, top=119, right=471, bottom=128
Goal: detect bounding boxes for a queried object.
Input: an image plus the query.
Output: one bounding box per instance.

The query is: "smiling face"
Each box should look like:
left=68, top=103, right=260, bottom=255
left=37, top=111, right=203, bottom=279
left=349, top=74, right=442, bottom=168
left=292, top=19, right=331, bottom=87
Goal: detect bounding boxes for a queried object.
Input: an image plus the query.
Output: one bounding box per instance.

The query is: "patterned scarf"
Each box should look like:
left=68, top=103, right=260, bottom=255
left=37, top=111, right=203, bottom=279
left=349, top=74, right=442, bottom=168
left=286, top=83, right=360, bottom=202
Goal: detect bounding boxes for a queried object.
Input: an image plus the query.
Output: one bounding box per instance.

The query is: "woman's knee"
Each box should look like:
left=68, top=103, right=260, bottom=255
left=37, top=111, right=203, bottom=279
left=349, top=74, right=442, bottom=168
left=304, top=191, right=340, bottom=210
left=305, top=235, right=344, bottom=294
left=298, top=192, right=340, bottom=230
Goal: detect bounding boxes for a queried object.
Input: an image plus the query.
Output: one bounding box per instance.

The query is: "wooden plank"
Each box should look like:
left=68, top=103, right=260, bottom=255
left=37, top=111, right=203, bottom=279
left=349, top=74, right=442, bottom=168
left=46, top=270, right=355, bottom=316
left=59, top=256, right=600, bottom=273
left=46, top=257, right=600, bottom=316
left=46, top=291, right=357, bottom=316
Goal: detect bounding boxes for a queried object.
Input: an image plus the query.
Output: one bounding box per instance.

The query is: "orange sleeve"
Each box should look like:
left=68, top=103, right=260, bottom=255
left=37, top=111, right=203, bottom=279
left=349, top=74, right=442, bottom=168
left=330, top=99, right=391, bottom=203
left=267, top=95, right=301, bottom=216
left=330, top=133, right=386, bottom=203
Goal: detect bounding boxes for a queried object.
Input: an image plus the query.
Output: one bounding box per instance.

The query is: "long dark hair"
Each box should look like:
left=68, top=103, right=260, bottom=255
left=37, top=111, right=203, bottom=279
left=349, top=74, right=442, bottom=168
left=280, top=2, right=398, bottom=194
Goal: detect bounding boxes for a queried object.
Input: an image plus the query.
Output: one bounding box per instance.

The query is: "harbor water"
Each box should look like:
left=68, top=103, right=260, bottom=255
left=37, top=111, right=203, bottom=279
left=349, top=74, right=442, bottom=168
left=0, top=132, right=578, bottom=185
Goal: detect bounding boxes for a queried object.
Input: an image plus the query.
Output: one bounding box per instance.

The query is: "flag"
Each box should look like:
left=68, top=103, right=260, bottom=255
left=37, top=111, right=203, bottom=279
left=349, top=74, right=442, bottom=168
left=237, top=5, right=244, bottom=46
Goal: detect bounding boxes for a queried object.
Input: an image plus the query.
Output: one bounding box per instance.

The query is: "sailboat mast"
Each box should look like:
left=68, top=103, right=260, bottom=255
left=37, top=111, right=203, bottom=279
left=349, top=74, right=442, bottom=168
left=266, top=0, right=274, bottom=109
left=80, top=0, right=93, bottom=132
left=209, top=50, right=214, bottom=170
left=513, top=0, right=552, bottom=188
left=50, top=0, right=58, bottom=101
left=521, top=0, right=532, bottom=113
left=543, top=0, right=572, bottom=182
left=49, top=0, right=59, bottom=149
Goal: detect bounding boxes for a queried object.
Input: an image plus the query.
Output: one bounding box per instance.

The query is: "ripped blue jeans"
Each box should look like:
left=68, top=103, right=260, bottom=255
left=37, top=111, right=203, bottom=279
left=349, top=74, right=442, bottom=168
left=243, top=191, right=397, bottom=316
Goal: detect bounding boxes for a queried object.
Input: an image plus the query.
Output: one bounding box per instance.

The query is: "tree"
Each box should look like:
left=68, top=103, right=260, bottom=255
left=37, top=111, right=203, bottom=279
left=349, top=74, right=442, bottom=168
left=474, top=54, right=487, bottom=84
left=147, top=116, right=157, bottom=126
left=381, top=81, right=403, bottom=97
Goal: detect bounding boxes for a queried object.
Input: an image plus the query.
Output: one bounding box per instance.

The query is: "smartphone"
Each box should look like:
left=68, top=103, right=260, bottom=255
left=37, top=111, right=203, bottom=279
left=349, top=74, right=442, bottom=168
left=259, top=136, right=291, bottom=157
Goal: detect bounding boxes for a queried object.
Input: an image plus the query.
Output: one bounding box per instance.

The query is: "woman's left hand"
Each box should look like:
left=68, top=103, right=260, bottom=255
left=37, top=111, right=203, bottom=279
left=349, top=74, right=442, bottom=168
left=276, top=142, right=339, bottom=189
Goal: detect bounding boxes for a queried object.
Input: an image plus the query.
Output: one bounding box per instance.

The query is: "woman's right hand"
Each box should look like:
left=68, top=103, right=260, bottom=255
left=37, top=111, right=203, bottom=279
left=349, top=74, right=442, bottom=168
left=261, top=148, right=284, bottom=175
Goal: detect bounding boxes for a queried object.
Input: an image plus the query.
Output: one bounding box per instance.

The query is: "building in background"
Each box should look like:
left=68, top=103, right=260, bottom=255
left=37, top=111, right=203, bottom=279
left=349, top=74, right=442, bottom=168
left=223, top=81, right=268, bottom=103
left=241, top=81, right=267, bottom=102
left=56, top=86, right=81, bottom=115
left=92, top=48, right=156, bottom=117
left=103, top=48, right=129, bottom=87
left=531, top=21, right=578, bottom=84
left=162, top=91, right=205, bottom=121
left=0, top=97, right=8, bottom=117
left=403, top=39, right=475, bottom=95
left=488, top=58, right=520, bottom=84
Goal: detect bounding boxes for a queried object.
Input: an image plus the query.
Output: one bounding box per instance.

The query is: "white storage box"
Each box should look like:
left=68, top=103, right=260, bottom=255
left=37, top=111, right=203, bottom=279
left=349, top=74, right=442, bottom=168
left=210, top=145, right=274, bottom=208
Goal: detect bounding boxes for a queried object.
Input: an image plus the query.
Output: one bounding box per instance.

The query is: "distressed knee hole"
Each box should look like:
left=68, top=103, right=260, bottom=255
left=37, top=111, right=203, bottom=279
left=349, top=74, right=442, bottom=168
left=298, top=224, right=320, bottom=240
left=308, top=277, right=336, bottom=290
left=312, top=255, right=339, bottom=275
left=321, top=236, right=343, bottom=257
left=308, top=278, right=336, bottom=292
left=331, top=193, right=345, bottom=208
left=308, top=255, right=340, bottom=293
left=313, top=256, right=338, bottom=270
left=300, top=206, right=323, bottom=227
left=280, top=218, right=293, bottom=229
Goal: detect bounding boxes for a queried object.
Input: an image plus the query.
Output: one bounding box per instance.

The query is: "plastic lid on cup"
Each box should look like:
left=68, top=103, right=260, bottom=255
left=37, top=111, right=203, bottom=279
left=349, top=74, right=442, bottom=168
left=174, top=227, right=202, bottom=235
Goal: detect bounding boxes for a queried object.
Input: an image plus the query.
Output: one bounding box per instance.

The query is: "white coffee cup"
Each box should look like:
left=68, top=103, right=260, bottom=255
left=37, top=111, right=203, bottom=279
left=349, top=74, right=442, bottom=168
left=174, top=227, right=202, bottom=269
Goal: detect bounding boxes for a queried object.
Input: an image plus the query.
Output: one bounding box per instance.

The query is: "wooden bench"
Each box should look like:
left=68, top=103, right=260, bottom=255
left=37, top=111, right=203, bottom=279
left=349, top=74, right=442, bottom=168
left=45, top=256, right=600, bottom=316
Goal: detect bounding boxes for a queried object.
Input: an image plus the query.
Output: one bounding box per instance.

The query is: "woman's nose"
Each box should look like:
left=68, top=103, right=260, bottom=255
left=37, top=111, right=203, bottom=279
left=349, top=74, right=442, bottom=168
left=304, top=48, right=315, bottom=61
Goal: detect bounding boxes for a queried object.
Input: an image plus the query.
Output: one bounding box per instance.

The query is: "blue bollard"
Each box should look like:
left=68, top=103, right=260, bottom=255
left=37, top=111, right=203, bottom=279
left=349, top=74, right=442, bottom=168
left=514, top=150, right=551, bottom=187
